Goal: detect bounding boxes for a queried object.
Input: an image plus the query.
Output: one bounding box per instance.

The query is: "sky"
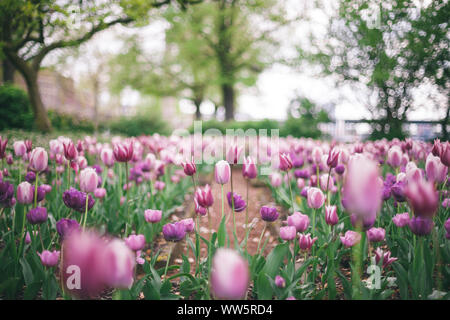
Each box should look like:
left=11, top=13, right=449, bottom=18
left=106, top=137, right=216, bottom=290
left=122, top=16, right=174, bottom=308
left=45, top=0, right=446, bottom=124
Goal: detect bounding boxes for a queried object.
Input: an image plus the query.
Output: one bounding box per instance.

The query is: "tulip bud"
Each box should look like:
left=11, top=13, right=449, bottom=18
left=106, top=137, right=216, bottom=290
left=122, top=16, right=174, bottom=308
left=17, top=181, right=34, bottom=204
left=260, top=206, right=279, bottom=222
left=279, top=226, right=296, bottom=241
left=275, top=275, right=286, bottom=288
left=325, top=205, right=339, bottom=226
left=181, top=157, right=197, bottom=176
left=408, top=216, right=433, bottom=236
left=63, top=141, right=78, bottom=161
left=405, top=180, right=438, bottom=218
left=195, top=185, right=214, bottom=208
left=215, top=160, right=231, bottom=184
left=38, top=250, right=60, bottom=267
left=298, top=233, right=317, bottom=251
left=307, top=187, right=325, bottom=209
left=242, top=156, right=257, bottom=179
left=13, top=141, right=27, bottom=157
left=326, top=148, right=339, bottom=168
left=279, top=153, right=293, bottom=171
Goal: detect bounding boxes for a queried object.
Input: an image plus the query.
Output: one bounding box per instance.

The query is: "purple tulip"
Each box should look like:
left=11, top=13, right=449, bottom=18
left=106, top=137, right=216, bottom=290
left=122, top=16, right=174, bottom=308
left=408, top=216, right=434, bottom=236
left=275, top=275, right=286, bottom=288
left=25, top=171, right=36, bottom=183
left=179, top=218, right=195, bottom=233
left=260, top=206, right=279, bottom=222
left=227, top=192, right=246, bottom=212
left=298, top=233, right=317, bottom=251
left=62, top=187, right=95, bottom=213
left=374, top=248, right=398, bottom=268
left=56, top=218, right=80, bottom=240
left=405, top=180, right=439, bottom=218
left=340, top=230, right=361, bottom=248
left=125, top=234, right=146, bottom=251
left=162, top=222, right=186, bottom=242
left=366, top=227, right=385, bottom=242
left=0, top=180, right=14, bottom=208
left=334, top=164, right=345, bottom=175
left=350, top=213, right=376, bottom=231
left=279, top=226, right=296, bottom=241
left=26, top=207, right=48, bottom=225
left=144, top=209, right=162, bottom=223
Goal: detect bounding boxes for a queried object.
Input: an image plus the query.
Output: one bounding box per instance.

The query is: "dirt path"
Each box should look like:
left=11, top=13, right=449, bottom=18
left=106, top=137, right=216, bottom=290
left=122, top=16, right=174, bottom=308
left=170, top=167, right=286, bottom=267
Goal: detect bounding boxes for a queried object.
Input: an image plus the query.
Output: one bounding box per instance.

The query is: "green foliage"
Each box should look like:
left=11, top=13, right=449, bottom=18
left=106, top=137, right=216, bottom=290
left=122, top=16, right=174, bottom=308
left=280, top=97, right=330, bottom=138
left=189, top=119, right=281, bottom=135
left=0, top=84, right=34, bottom=130
left=47, top=110, right=95, bottom=133
left=107, top=114, right=171, bottom=137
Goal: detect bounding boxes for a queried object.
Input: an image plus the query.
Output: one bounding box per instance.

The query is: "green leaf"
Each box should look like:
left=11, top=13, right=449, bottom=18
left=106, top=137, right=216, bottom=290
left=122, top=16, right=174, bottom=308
left=256, top=271, right=273, bottom=300
left=262, top=243, right=289, bottom=278
left=20, top=258, right=34, bottom=286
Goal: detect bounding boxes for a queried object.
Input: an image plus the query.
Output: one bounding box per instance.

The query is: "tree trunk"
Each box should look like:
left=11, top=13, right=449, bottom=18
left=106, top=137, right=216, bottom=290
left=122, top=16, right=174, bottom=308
left=222, top=83, right=234, bottom=121
left=2, top=59, right=15, bottom=84
left=194, top=100, right=202, bottom=120
left=22, top=69, right=52, bottom=132
left=441, top=103, right=449, bottom=141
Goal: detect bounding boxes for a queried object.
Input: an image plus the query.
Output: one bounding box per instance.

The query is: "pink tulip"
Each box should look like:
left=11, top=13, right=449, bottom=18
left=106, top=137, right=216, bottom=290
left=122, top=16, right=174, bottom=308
left=287, top=212, right=310, bottom=232
left=38, top=250, right=60, bottom=267
left=179, top=218, right=195, bottom=233
left=405, top=179, right=438, bottom=218
left=425, top=154, right=447, bottom=184
left=29, top=147, right=48, bottom=172
left=325, top=205, right=339, bottom=226
left=374, top=248, right=398, bottom=268
left=307, top=187, right=325, bottom=209
left=392, top=212, right=410, bottom=227
left=340, top=230, right=361, bottom=248
left=440, top=142, right=450, bottom=167
left=181, top=156, right=196, bottom=176
left=103, top=239, right=135, bottom=289
left=94, top=187, right=106, bottom=199
left=17, top=181, right=34, bottom=204
left=270, top=172, right=282, bottom=187
left=298, top=233, right=317, bottom=251
left=342, top=155, right=382, bottom=218
left=79, top=168, right=98, bottom=193
left=279, top=153, right=293, bottom=171
left=195, top=184, right=214, bottom=208
left=125, top=234, right=146, bottom=251
left=100, top=148, right=115, bottom=167
left=63, top=141, right=78, bottom=161
left=226, top=143, right=243, bottom=165
left=154, top=180, right=165, bottom=191
left=366, top=227, right=385, bottom=242
left=279, top=226, right=296, bottom=241
left=113, top=141, right=134, bottom=163
left=13, top=141, right=27, bottom=157
left=210, top=248, right=249, bottom=299
left=49, top=139, right=63, bottom=155
left=311, top=147, right=323, bottom=164
left=387, top=146, right=402, bottom=168
left=326, top=147, right=340, bottom=168
left=242, top=156, right=257, bottom=179
left=297, top=178, right=305, bottom=189
left=215, top=160, right=231, bottom=184
left=144, top=209, right=162, bottom=223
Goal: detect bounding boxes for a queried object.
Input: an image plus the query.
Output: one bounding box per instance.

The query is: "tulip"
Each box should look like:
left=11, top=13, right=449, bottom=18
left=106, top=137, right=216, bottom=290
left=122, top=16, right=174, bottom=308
left=340, top=230, right=361, bottom=248
left=103, top=239, right=135, bottom=289
left=194, top=198, right=207, bottom=216
left=387, top=146, right=402, bottom=168
left=144, top=209, right=162, bottom=223
left=38, top=250, right=60, bottom=268
left=325, top=205, right=339, bottom=226
left=342, top=155, right=382, bottom=218
left=440, top=142, right=450, bottom=167
left=366, top=227, right=385, bottom=242
left=227, top=192, right=246, bottom=212
left=25, top=232, right=31, bottom=244
left=94, top=187, right=106, bottom=199
left=113, top=141, right=134, bottom=162
left=13, top=141, right=27, bottom=157
left=307, top=187, right=325, bottom=209
left=311, top=147, right=323, bottom=164
left=0, top=180, right=15, bottom=208
left=125, top=234, right=146, bottom=251
left=405, top=180, right=438, bottom=218
left=179, top=218, right=195, bottom=233
left=298, top=233, right=317, bottom=251
left=25, top=171, right=36, bottom=183
left=181, top=157, right=196, bottom=176
left=350, top=213, right=376, bottom=231
left=26, top=207, right=48, bottom=225
left=270, top=172, right=282, bottom=187
left=195, top=184, right=214, bottom=208
left=327, top=148, right=339, bottom=168
left=408, top=216, right=433, bottom=236
left=431, top=139, right=441, bottom=157
left=391, top=181, right=406, bottom=202
left=63, top=141, right=78, bottom=161
left=226, top=143, right=243, bottom=165
left=287, top=211, right=310, bottom=232
left=49, top=139, right=63, bottom=155
left=374, top=248, right=398, bottom=268
left=275, top=275, right=286, bottom=288
left=162, top=222, right=186, bottom=242
left=278, top=153, right=293, bottom=172
left=0, top=136, right=8, bottom=159
left=334, top=164, right=345, bottom=175
left=392, top=212, right=410, bottom=228
left=56, top=218, right=80, bottom=240
left=279, top=226, right=296, bottom=241
left=425, top=154, right=448, bottom=184
left=100, top=148, right=115, bottom=167
left=242, top=156, right=257, bottom=179
left=297, top=178, right=305, bottom=189
left=445, top=218, right=450, bottom=239
left=210, top=248, right=249, bottom=299
left=29, top=147, right=48, bottom=172
left=260, top=206, right=279, bottom=222
left=154, top=180, right=165, bottom=191
left=62, top=187, right=95, bottom=212
left=79, top=168, right=98, bottom=193
left=17, top=181, right=34, bottom=204
left=215, top=160, right=231, bottom=184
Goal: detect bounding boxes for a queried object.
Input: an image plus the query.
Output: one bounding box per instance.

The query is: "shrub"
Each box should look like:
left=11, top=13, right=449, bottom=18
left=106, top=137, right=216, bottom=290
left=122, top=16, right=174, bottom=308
left=47, top=110, right=95, bottom=133
left=107, top=114, right=171, bottom=137
left=0, top=84, right=34, bottom=130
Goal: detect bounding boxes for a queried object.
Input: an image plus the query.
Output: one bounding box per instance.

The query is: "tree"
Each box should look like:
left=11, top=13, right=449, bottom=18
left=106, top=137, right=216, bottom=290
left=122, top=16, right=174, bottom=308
left=300, top=0, right=449, bottom=139
left=0, top=0, right=200, bottom=132
left=169, top=0, right=293, bottom=120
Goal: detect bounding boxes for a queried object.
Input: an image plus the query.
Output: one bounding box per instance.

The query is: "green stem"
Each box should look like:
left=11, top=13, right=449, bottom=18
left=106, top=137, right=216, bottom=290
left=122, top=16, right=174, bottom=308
left=82, top=193, right=89, bottom=230
left=164, top=244, right=173, bottom=279
left=287, top=171, right=295, bottom=213
left=33, top=173, right=39, bottom=208
left=256, top=223, right=267, bottom=255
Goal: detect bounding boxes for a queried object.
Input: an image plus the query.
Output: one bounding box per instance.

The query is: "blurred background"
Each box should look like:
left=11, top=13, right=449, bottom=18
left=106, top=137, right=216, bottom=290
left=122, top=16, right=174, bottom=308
left=0, top=0, right=448, bottom=141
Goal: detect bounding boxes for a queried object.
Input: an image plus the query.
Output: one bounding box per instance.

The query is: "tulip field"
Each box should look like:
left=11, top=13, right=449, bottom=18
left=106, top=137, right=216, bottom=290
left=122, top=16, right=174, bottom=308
left=0, top=132, right=449, bottom=300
